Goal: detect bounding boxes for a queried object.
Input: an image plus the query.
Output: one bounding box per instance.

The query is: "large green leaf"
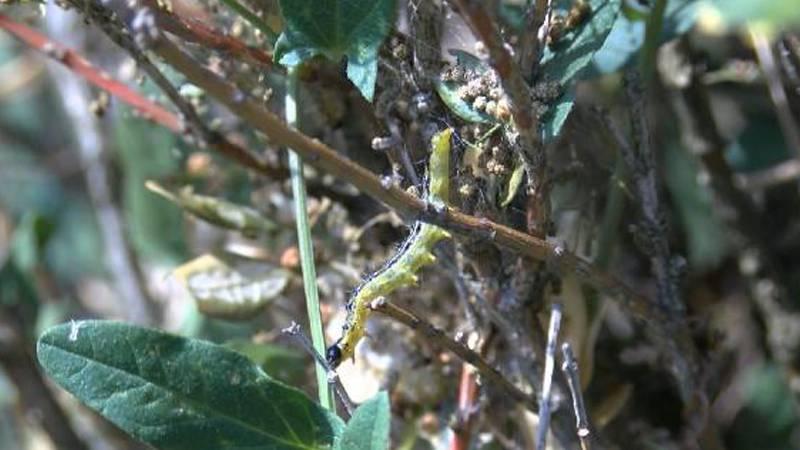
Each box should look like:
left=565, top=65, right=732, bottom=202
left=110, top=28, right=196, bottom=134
left=539, top=0, right=622, bottom=141
left=339, top=391, right=390, bottom=450
left=37, top=321, right=343, bottom=450
left=274, top=0, right=396, bottom=101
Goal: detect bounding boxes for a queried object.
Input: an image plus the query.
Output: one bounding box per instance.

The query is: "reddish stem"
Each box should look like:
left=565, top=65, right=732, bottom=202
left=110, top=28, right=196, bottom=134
left=451, top=364, right=479, bottom=450
left=0, top=13, right=179, bottom=130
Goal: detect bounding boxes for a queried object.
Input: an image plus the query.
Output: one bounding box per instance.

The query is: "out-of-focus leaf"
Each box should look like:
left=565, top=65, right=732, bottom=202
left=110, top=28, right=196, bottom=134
left=225, top=339, right=306, bottom=384
left=145, top=181, right=277, bottom=237
left=37, top=320, right=344, bottom=450
left=590, top=0, right=701, bottom=75
left=274, top=0, right=396, bottom=101
left=0, top=143, right=62, bottom=216
left=10, top=212, right=55, bottom=271
left=500, top=159, right=525, bottom=207
left=45, top=197, right=105, bottom=280
left=726, top=116, right=792, bottom=173
left=665, top=143, right=728, bottom=269
left=539, top=0, right=622, bottom=141
left=728, top=364, right=798, bottom=450
left=0, top=260, right=39, bottom=334
left=340, top=391, right=390, bottom=450
left=708, top=0, right=800, bottom=32
left=173, top=254, right=290, bottom=320
left=114, top=115, right=186, bottom=263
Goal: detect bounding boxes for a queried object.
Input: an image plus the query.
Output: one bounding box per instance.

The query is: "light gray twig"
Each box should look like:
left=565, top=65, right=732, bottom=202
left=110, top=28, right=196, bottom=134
left=536, top=303, right=563, bottom=450
left=561, top=343, right=593, bottom=450
left=281, top=322, right=355, bottom=417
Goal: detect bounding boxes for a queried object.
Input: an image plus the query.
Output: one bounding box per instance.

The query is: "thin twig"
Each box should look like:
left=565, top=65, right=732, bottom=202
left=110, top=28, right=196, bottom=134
left=281, top=322, right=355, bottom=417
left=368, top=298, right=539, bottom=410
left=561, top=343, right=593, bottom=450
left=148, top=3, right=274, bottom=69
left=536, top=303, right=563, bottom=450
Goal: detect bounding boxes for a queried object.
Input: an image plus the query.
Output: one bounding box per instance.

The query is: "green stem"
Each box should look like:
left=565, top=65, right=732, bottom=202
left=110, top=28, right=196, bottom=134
left=286, top=69, right=335, bottom=411
left=639, top=0, right=667, bottom=82
left=217, top=0, right=278, bottom=43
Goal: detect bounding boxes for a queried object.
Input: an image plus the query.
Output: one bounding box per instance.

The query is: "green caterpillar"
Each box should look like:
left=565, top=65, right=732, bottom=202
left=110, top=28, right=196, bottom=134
left=326, top=128, right=453, bottom=367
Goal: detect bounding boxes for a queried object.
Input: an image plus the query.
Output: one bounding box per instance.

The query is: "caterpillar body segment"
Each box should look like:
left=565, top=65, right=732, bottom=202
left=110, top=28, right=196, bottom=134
left=326, top=129, right=453, bottom=367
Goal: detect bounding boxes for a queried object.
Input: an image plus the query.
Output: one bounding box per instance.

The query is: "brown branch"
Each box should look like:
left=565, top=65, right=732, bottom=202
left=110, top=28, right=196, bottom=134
left=148, top=3, right=275, bottom=70
left=368, top=298, right=538, bottom=409
left=517, top=0, right=550, bottom=81
left=446, top=0, right=549, bottom=235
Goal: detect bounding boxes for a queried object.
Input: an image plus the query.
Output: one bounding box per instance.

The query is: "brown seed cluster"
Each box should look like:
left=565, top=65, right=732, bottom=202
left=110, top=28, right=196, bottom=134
left=442, top=64, right=511, bottom=122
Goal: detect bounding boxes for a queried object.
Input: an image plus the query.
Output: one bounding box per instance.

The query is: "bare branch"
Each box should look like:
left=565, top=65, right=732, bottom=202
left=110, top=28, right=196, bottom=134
left=561, top=342, right=594, bottom=450
left=369, top=298, right=539, bottom=409
left=281, top=322, right=355, bottom=417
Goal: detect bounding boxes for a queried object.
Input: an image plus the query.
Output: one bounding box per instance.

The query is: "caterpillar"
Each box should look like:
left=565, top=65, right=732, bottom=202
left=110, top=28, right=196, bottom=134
left=326, top=128, right=453, bottom=367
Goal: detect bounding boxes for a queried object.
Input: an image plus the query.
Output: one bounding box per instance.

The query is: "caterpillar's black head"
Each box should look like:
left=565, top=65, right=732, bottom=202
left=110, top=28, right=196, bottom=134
left=326, top=343, right=343, bottom=368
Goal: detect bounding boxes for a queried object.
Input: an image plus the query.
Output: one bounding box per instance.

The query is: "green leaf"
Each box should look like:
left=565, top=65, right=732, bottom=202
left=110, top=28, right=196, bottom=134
left=225, top=340, right=307, bottom=384
left=145, top=181, right=278, bottom=238
left=664, top=143, right=727, bottom=270
left=590, top=0, right=700, bottom=75
left=10, top=212, right=55, bottom=271
left=500, top=159, right=525, bottom=207
left=339, top=391, right=390, bottom=450
left=37, top=321, right=343, bottom=450
left=274, top=0, right=396, bottom=101
left=539, top=0, right=622, bottom=141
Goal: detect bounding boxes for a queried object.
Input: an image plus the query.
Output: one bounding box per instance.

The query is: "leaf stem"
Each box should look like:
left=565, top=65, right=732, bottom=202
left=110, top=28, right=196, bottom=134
left=639, top=0, right=667, bottom=81
left=286, top=68, right=335, bottom=411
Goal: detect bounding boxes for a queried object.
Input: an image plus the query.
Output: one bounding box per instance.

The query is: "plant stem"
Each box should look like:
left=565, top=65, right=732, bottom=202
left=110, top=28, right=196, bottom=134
left=639, top=0, right=667, bottom=82
left=286, top=68, right=335, bottom=411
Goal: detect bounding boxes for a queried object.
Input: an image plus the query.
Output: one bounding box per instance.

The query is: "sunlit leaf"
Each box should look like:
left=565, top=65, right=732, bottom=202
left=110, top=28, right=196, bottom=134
left=274, top=0, right=396, bottom=101
left=539, top=0, right=622, bottom=141
left=339, top=391, right=390, bottom=450
left=173, top=254, right=291, bottom=320
left=37, top=321, right=344, bottom=450
left=146, top=181, right=277, bottom=238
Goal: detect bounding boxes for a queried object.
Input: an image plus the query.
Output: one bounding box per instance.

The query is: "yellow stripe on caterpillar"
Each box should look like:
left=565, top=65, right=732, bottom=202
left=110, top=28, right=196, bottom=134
left=326, top=128, right=453, bottom=367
